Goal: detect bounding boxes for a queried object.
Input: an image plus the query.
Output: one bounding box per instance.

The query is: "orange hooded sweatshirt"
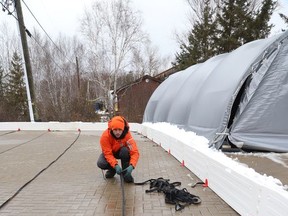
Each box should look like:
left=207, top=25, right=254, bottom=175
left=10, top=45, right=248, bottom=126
left=100, top=116, right=139, bottom=168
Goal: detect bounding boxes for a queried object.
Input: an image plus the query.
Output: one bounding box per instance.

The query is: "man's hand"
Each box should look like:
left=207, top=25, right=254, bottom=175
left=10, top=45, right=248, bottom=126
left=123, top=165, right=134, bottom=177
left=114, top=164, right=122, bottom=175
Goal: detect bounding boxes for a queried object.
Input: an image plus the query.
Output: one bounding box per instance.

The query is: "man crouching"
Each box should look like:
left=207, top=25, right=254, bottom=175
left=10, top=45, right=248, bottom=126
left=97, top=116, right=139, bottom=183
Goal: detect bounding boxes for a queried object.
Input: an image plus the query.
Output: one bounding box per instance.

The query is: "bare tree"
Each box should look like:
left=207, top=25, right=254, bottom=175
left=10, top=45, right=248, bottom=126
left=0, top=22, right=21, bottom=72
left=28, top=28, right=96, bottom=121
left=80, top=0, right=148, bottom=116
left=130, top=42, right=169, bottom=78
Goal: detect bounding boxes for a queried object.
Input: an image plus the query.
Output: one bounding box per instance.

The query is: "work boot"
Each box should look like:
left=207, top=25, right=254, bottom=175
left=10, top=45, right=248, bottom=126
left=105, top=169, right=116, bottom=178
left=123, top=174, right=134, bottom=183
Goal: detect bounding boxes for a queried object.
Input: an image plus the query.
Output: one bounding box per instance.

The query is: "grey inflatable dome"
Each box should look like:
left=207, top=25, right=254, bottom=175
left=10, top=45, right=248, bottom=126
left=143, top=31, right=288, bottom=152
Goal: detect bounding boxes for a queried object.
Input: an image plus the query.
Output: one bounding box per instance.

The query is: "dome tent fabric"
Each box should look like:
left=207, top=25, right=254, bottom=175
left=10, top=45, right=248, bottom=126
left=143, top=30, right=288, bottom=152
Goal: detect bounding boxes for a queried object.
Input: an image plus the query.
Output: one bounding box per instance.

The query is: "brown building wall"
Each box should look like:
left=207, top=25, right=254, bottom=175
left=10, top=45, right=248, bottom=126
left=116, top=77, right=160, bottom=123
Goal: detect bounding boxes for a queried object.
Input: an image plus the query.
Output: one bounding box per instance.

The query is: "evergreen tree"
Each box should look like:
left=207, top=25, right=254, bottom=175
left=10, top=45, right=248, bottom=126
left=173, top=0, right=217, bottom=70
left=250, top=0, right=276, bottom=39
left=0, top=64, right=7, bottom=120
left=216, top=0, right=255, bottom=53
left=6, top=52, right=29, bottom=121
left=174, top=0, right=276, bottom=69
left=216, top=0, right=275, bottom=53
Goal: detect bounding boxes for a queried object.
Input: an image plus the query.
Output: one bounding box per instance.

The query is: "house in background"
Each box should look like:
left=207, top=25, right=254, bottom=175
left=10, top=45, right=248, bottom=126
left=115, top=75, right=162, bottom=123
left=153, top=67, right=177, bottom=81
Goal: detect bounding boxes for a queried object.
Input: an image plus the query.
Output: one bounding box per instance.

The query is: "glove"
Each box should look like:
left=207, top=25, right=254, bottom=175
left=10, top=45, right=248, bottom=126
left=123, top=165, right=134, bottom=177
left=114, top=164, right=122, bottom=175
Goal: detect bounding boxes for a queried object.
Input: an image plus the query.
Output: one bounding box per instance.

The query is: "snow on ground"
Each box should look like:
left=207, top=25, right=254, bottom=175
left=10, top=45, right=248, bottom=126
left=143, top=122, right=288, bottom=192
left=231, top=151, right=288, bottom=169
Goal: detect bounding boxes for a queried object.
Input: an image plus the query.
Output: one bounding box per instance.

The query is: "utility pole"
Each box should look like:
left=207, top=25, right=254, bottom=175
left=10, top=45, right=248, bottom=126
left=14, top=0, right=36, bottom=122
left=76, top=56, right=80, bottom=93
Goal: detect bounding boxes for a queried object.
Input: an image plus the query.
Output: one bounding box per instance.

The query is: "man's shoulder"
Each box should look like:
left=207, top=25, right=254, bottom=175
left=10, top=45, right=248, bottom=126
left=124, top=131, right=133, bottom=139
left=100, top=129, right=111, bottom=139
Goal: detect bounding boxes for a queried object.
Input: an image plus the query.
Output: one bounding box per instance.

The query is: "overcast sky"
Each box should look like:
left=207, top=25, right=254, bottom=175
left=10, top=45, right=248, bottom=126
left=0, top=0, right=189, bottom=61
left=1, top=0, right=288, bottom=61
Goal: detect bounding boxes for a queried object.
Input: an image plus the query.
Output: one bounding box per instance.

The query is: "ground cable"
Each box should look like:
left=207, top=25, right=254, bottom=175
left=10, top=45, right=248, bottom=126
left=0, top=131, right=81, bottom=210
left=120, top=173, right=126, bottom=216
left=0, top=131, right=17, bottom=137
left=0, top=131, right=48, bottom=155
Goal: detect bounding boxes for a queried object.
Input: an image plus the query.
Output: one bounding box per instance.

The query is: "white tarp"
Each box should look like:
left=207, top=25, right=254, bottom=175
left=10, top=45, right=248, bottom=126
left=143, top=31, right=288, bottom=152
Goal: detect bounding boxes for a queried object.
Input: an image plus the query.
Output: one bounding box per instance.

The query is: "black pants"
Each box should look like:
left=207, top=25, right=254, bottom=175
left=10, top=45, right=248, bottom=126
left=97, top=146, right=130, bottom=170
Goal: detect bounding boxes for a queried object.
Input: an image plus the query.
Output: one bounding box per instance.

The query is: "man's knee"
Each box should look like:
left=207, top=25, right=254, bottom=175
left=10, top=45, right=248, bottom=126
left=97, top=153, right=109, bottom=169
left=119, top=147, right=130, bottom=159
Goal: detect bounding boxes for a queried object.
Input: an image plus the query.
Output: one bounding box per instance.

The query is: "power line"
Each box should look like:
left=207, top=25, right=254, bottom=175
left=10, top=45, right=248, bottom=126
left=1, top=0, right=17, bottom=19
left=1, top=1, right=32, bottom=37
left=1, top=0, right=76, bottom=73
left=29, top=33, right=72, bottom=73
left=21, top=0, right=74, bottom=64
